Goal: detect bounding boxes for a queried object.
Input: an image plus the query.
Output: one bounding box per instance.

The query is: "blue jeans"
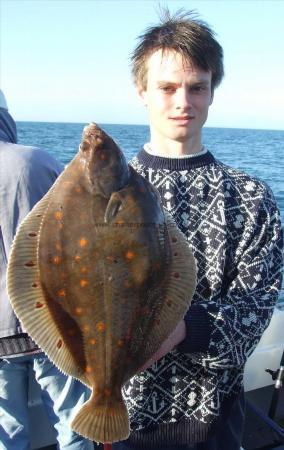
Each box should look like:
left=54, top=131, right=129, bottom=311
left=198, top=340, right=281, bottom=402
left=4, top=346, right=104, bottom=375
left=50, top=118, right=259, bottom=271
left=0, top=353, right=93, bottom=450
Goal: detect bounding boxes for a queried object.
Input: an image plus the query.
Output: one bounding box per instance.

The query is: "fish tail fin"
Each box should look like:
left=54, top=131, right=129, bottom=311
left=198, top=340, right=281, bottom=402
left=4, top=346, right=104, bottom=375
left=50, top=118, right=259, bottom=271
left=71, top=394, right=130, bottom=443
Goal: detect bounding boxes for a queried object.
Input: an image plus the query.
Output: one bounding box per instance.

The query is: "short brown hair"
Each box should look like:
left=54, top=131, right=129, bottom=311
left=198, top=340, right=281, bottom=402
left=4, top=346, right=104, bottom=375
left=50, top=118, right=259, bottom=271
left=131, top=8, right=224, bottom=91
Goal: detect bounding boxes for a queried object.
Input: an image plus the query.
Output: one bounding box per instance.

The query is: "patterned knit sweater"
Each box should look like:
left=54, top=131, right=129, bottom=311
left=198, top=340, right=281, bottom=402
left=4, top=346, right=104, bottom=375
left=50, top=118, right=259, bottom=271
left=122, top=148, right=283, bottom=448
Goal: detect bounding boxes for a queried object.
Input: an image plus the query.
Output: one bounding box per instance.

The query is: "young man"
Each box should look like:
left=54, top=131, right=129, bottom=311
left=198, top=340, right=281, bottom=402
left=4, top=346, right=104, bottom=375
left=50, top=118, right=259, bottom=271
left=0, top=91, right=93, bottom=449
left=112, top=9, right=283, bottom=450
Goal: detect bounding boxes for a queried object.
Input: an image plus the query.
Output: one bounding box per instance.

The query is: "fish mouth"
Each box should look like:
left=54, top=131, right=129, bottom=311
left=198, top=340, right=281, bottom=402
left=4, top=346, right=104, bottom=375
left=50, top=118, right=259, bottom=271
left=79, top=122, right=130, bottom=197
left=80, top=123, right=104, bottom=152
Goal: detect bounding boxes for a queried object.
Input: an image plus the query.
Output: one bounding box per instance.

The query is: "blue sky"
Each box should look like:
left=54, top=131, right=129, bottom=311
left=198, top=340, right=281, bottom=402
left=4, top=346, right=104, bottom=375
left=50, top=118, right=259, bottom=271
left=1, top=0, right=284, bottom=130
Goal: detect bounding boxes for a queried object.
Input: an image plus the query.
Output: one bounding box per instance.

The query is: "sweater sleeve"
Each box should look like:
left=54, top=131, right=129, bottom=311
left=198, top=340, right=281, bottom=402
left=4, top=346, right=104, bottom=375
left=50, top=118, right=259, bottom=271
left=16, top=148, right=63, bottom=228
left=178, top=186, right=283, bottom=369
left=0, top=144, right=63, bottom=338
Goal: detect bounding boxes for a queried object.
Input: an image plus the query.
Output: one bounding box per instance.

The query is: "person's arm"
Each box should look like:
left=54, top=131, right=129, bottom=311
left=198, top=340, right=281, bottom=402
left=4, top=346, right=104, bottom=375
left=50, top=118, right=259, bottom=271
left=1, top=146, right=63, bottom=259
left=142, top=185, right=283, bottom=371
left=21, top=148, right=63, bottom=217
left=178, top=185, right=283, bottom=369
left=0, top=145, right=63, bottom=337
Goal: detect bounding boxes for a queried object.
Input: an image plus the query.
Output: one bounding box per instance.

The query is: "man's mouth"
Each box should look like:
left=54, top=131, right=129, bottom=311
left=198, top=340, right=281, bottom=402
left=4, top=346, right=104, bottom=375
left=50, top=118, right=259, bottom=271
left=169, top=115, right=194, bottom=124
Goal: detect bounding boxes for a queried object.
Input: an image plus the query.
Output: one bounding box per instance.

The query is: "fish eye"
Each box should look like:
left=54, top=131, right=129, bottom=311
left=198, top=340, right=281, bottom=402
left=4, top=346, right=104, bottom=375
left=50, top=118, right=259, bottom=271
left=104, top=198, right=123, bottom=223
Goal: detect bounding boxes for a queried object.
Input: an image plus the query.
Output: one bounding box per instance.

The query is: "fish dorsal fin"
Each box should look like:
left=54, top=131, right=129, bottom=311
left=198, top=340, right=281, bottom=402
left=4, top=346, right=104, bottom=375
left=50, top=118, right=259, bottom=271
left=7, top=186, right=90, bottom=387
left=135, top=209, right=196, bottom=365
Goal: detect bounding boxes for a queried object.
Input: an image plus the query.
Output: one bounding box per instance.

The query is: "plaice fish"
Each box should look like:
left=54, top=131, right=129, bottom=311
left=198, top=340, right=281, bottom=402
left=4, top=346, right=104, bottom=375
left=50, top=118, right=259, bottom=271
left=7, top=123, right=196, bottom=443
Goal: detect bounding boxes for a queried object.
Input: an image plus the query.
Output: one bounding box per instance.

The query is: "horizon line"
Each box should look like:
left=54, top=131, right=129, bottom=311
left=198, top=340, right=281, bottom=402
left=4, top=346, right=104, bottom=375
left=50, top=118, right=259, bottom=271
left=15, top=120, right=284, bottom=133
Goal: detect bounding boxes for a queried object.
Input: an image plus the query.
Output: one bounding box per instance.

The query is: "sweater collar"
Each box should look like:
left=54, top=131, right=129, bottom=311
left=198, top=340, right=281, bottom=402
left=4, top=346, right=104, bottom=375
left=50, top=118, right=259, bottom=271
left=135, top=147, right=216, bottom=171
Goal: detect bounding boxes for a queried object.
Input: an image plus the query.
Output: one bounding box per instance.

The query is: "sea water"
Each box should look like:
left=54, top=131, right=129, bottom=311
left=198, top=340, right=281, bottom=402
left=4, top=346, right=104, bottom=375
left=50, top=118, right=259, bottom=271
left=17, top=121, right=284, bottom=301
left=17, top=121, right=284, bottom=220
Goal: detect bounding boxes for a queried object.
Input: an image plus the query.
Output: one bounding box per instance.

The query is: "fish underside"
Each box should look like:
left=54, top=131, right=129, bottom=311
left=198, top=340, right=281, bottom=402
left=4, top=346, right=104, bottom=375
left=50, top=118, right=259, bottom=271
left=7, top=123, right=196, bottom=443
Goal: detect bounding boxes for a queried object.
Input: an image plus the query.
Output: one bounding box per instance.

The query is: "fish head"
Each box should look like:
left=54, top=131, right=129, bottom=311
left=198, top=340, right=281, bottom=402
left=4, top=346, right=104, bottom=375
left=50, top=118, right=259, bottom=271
left=79, top=123, right=130, bottom=198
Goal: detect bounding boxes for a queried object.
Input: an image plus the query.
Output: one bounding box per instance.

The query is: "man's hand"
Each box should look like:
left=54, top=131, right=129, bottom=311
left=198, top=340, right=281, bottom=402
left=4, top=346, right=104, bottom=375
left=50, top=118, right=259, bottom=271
left=139, top=320, right=186, bottom=371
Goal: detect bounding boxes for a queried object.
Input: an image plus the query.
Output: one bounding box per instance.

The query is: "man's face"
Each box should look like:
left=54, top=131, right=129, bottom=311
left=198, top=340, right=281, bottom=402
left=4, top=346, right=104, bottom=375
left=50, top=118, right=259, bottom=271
left=138, top=49, right=213, bottom=147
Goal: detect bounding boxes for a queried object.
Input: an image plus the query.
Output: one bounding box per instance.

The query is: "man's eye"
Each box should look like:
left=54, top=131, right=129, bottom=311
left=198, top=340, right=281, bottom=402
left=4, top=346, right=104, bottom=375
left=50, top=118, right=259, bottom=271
left=161, top=86, right=175, bottom=93
left=191, top=86, right=206, bottom=93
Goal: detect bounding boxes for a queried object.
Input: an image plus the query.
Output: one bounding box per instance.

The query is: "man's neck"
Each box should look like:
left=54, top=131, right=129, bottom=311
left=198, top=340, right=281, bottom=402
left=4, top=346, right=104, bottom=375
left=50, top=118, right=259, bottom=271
left=149, top=133, right=203, bottom=157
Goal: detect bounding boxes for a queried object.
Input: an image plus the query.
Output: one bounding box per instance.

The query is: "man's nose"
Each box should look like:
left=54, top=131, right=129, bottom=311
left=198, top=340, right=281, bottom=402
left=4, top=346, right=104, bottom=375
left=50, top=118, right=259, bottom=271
left=175, top=87, right=191, bottom=109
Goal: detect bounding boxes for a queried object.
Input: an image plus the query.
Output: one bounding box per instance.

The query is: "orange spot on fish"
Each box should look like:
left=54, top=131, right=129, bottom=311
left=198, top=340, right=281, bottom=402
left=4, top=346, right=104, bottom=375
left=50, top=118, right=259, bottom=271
left=96, top=322, right=106, bottom=332
left=104, top=388, right=111, bottom=397
left=25, top=261, right=35, bottom=267
left=57, top=289, right=66, bottom=297
left=75, top=186, right=82, bottom=193
left=57, top=339, right=63, bottom=349
left=115, top=219, right=125, bottom=225
left=86, top=365, right=93, bottom=374
left=55, top=243, right=62, bottom=251
left=35, top=302, right=44, bottom=308
left=79, top=238, right=88, bottom=248
left=117, top=339, right=124, bottom=348
left=54, top=211, right=63, bottom=220
left=89, top=338, right=97, bottom=345
left=80, top=267, right=88, bottom=273
left=74, top=255, right=81, bottom=262
left=80, top=279, right=88, bottom=287
left=53, top=256, right=61, bottom=265
left=32, top=282, right=38, bottom=288
left=83, top=324, right=90, bottom=332
left=125, top=251, right=135, bottom=261
left=75, top=307, right=82, bottom=316
left=124, top=281, right=132, bottom=288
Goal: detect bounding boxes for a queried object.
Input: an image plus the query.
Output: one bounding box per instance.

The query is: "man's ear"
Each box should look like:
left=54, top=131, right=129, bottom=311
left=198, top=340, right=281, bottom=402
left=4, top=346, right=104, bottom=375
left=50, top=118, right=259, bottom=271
left=210, top=90, right=214, bottom=105
left=137, top=84, right=148, bottom=106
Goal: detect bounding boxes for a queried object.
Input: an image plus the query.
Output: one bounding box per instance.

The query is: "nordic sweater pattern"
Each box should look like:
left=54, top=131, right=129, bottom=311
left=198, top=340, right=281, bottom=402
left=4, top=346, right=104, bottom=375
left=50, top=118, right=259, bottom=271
left=122, top=149, right=283, bottom=446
